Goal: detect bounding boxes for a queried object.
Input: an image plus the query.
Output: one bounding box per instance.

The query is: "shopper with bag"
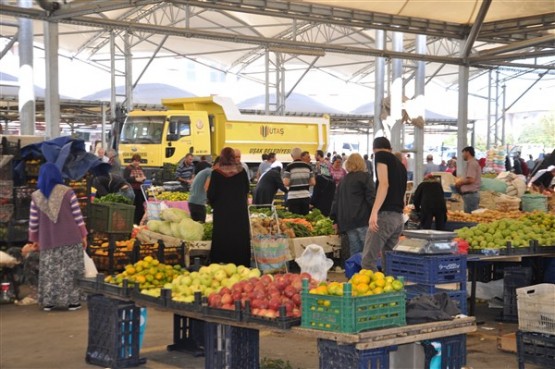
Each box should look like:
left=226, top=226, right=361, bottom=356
left=28, top=163, right=88, bottom=311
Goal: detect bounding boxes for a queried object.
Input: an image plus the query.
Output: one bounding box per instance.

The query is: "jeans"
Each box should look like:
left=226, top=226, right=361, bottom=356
left=462, top=192, right=480, bottom=213
left=346, top=226, right=368, bottom=257
left=188, top=202, right=206, bottom=223
left=361, top=211, right=404, bottom=272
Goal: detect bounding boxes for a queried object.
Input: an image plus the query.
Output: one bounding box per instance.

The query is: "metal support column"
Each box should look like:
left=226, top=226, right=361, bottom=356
left=495, top=70, right=500, bottom=146
left=486, top=70, right=492, bottom=149
left=110, top=31, right=116, bottom=120
left=275, top=53, right=285, bottom=114
left=18, top=0, right=35, bottom=135
left=414, top=35, right=426, bottom=185
left=124, top=32, right=133, bottom=112
left=373, top=30, right=385, bottom=139
left=390, top=32, right=404, bottom=152
left=457, top=54, right=470, bottom=174
left=502, top=84, right=506, bottom=146
left=44, top=21, right=60, bottom=139
left=265, top=48, right=270, bottom=114
left=101, top=103, right=107, bottom=147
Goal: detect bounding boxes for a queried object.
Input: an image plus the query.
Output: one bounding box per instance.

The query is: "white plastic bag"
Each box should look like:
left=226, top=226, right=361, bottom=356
left=84, top=251, right=98, bottom=278
left=294, top=244, right=334, bottom=282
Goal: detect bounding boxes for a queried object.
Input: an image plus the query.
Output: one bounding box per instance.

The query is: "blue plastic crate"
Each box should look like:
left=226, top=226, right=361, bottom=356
left=385, top=252, right=467, bottom=284
left=318, top=338, right=396, bottom=369
left=204, top=323, right=259, bottom=369
left=423, top=334, right=467, bottom=369
left=85, top=295, right=146, bottom=368
left=517, top=331, right=555, bottom=369
left=405, top=284, right=467, bottom=315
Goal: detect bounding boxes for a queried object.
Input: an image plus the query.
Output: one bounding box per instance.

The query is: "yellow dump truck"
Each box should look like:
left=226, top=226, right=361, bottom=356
left=118, top=96, right=329, bottom=174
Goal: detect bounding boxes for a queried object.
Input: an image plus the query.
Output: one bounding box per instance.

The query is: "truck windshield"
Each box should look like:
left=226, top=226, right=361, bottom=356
left=120, top=116, right=165, bottom=144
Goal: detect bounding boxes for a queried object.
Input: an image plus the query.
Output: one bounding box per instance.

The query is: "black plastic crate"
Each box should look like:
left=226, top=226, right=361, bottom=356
left=205, top=322, right=259, bottom=369
left=86, top=295, right=146, bottom=368
left=517, top=331, right=555, bottom=369
left=243, top=301, right=301, bottom=329
left=405, top=284, right=467, bottom=315
left=503, top=267, right=533, bottom=321
left=167, top=315, right=205, bottom=354
left=423, top=334, right=467, bottom=369
left=202, top=299, right=243, bottom=322
left=318, top=338, right=396, bottom=369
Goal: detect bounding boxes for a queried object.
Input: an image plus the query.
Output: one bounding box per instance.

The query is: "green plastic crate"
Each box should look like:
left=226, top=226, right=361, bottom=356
left=90, top=202, right=135, bottom=233
left=301, top=279, right=406, bottom=333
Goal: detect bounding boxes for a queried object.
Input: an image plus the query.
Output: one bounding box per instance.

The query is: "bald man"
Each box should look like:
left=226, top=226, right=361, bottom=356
left=234, top=149, right=251, bottom=182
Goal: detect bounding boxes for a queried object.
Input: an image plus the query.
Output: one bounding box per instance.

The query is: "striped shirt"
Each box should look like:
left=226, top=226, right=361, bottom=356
left=283, top=160, right=314, bottom=199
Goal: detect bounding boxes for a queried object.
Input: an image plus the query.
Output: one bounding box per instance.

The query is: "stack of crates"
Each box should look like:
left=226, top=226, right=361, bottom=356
left=385, top=252, right=467, bottom=314
left=503, top=266, right=533, bottom=322
left=516, top=283, right=555, bottom=369
left=204, top=322, right=259, bottom=369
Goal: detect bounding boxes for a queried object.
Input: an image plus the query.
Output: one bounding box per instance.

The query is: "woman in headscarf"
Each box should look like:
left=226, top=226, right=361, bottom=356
left=253, top=161, right=288, bottom=205
left=28, top=163, right=88, bottom=311
left=207, top=147, right=251, bottom=266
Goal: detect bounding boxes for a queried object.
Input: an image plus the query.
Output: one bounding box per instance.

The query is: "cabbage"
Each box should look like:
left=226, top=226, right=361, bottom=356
left=178, top=218, right=204, bottom=241
left=147, top=220, right=164, bottom=232
left=158, top=221, right=172, bottom=236
left=160, top=208, right=189, bottom=223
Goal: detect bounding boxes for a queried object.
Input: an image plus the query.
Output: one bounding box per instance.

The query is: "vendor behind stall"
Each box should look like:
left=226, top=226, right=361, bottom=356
left=413, top=174, right=447, bottom=230
left=92, top=163, right=135, bottom=202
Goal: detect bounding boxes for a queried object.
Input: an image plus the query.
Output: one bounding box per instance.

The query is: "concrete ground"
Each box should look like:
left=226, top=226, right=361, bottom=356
left=0, top=298, right=544, bottom=369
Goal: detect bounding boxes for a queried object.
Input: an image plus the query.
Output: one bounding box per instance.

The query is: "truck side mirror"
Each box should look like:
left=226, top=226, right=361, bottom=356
left=167, top=133, right=179, bottom=141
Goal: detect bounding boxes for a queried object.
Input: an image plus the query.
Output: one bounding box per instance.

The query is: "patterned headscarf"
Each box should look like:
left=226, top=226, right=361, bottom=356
left=37, top=163, right=64, bottom=198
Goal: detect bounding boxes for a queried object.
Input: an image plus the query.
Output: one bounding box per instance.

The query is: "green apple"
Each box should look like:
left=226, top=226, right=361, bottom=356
left=213, top=269, right=227, bottom=282
left=224, top=263, right=237, bottom=277
left=248, top=268, right=261, bottom=278
left=180, top=276, right=193, bottom=287
left=199, top=266, right=211, bottom=275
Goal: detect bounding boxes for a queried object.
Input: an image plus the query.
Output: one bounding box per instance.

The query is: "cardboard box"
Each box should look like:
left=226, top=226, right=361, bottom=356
left=288, top=235, right=341, bottom=258
left=497, top=332, right=517, bottom=353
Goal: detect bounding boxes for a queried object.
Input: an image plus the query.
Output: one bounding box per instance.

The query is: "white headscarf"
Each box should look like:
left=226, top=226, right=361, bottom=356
left=259, top=161, right=282, bottom=182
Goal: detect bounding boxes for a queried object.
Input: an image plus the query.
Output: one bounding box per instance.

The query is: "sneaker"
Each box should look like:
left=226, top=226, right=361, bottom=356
left=68, top=304, right=81, bottom=311
left=43, top=305, right=54, bottom=312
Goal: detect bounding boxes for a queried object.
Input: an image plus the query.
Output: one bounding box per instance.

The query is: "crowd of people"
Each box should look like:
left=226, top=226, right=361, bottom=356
left=19, top=140, right=552, bottom=313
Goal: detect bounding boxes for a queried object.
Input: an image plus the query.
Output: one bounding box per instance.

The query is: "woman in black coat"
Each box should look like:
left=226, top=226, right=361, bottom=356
left=413, top=175, right=448, bottom=230
left=207, top=147, right=251, bottom=267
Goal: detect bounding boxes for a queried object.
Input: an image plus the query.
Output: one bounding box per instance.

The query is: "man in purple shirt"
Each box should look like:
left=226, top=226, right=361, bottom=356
left=455, top=146, right=482, bottom=213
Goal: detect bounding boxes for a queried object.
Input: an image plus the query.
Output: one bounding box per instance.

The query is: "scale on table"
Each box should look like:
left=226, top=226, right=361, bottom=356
left=395, top=230, right=458, bottom=254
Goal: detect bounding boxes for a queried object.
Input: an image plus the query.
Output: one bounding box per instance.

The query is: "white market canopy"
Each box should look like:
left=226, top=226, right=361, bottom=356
left=1, top=0, right=554, bottom=128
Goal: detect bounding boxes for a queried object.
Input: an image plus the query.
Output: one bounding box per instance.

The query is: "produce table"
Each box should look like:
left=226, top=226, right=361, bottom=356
left=466, top=252, right=555, bottom=316
left=79, top=278, right=476, bottom=369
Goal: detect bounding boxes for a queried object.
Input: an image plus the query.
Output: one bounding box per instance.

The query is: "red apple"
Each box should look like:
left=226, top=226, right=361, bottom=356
left=292, top=293, right=301, bottom=306
left=221, top=293, right=233, bottom=305
left=220, top=287, right=231, bottom=295
left=300, top=272, right=312, bottom=280
left=284, top=285, right=296, bottom=298
left=243, top=283, right=254, bottom=293
left=268, top=297, right=281, bottom=311
left=260, top=274, right=273, bottom=285
left=263, top=309, right=277, bottom=319
left=291, top=308, right=301, bottom=318
left=208, top=293, right=222, bottom=307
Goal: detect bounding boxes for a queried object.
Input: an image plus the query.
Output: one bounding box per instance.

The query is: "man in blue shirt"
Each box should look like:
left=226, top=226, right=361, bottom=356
left=188, top=158, right=217, bottom=223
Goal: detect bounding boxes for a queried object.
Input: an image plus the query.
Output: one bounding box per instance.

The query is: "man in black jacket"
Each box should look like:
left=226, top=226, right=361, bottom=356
left=412, top=175, right=447, bottom=230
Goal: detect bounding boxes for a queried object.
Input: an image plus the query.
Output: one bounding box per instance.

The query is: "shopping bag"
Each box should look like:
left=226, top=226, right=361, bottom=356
left=251, top=234, right=291, bottom=273
left=294, top=244, right=333, bottom=282
left=84, top=250, right=98, bottom=278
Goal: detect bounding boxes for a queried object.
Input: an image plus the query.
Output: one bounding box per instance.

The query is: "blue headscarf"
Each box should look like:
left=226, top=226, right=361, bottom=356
left=37, top=163, right=64, bottom=198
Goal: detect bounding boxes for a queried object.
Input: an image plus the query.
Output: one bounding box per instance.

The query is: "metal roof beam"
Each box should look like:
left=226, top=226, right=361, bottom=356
left=48, top=0, right=160, bottom=20
left=462, top=0, right=491, bottom=60
left=47, top=15, right=462, bottom=65
left=474, top=35, right=555, bottom=57
left=169, top=0, right=467, bottom=39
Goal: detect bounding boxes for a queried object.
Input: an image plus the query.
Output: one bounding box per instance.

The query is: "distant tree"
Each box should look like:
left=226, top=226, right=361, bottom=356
left=518, top=113, right=555, bottom=147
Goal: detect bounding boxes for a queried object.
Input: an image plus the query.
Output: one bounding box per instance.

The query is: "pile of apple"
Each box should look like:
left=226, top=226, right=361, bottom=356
left=207, top=272, right=318, bottom=319
left=167, top=263, right=262, bottom=303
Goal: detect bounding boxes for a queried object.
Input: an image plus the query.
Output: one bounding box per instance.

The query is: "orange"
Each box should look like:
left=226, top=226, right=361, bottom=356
left=356, top=283, right=369, bottom=295
left=136, top=275, right=146, bottom=284
left=373, top=286, right=383, bottom=294
left=373, top=271, right=385, bottom=281
left=374, top=278, right=386, bottom=288
left=316, top=285, right=329, bottom=295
